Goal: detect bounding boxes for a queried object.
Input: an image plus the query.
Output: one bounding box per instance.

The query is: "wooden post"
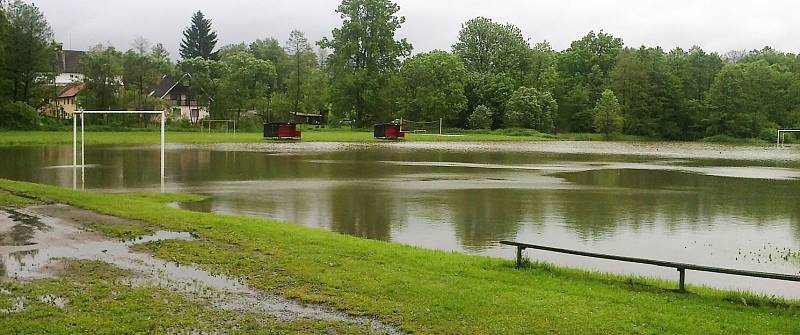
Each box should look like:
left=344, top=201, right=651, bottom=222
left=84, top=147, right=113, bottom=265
left=678, top=268, right=686, bottom=292
left=516, top=246, right=524, bottom=268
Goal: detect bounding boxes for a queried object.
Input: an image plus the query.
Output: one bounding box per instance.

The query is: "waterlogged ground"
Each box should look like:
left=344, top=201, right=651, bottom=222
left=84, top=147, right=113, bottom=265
left=0, top=205, right=402, bottom=334
left=1, top=141, right=799, bottom=298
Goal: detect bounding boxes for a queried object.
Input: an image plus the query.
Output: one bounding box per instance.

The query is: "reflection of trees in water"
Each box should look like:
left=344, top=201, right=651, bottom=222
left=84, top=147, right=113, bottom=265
left=447, top=189, right=528, bottom=251
left=554, top=169, right=800, bottom=240
left=327, top=185, right=402, bottom=241
left=0, top=209, right=47, bottom=246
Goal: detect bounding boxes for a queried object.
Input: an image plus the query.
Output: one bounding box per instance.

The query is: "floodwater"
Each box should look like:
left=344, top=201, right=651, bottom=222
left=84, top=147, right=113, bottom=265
left=1, top=141, right=800, bottom=298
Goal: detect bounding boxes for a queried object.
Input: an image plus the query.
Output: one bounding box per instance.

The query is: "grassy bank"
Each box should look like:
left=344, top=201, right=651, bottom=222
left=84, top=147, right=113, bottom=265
left=0, top=180, right=798, bottom=334
left=0, top=129, right=653, bottom=146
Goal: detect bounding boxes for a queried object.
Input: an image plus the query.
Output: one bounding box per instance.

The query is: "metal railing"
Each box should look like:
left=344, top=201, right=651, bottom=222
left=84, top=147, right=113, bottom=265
left=500, top=240, right=800, bottom=292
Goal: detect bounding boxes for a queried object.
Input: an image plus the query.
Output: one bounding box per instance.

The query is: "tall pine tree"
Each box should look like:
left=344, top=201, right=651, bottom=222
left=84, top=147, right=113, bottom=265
left=179, top=11, right=219, bottom=60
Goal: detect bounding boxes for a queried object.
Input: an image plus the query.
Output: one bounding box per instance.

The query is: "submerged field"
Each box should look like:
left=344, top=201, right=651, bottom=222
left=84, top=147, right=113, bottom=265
left=0, top=180, right=798, bottom=334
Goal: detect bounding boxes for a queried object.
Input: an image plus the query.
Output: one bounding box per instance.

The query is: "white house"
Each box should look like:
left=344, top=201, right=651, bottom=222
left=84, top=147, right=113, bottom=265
left=149, top=73, right=210, bottom=123
left=54, top=50, right=85, bottom=86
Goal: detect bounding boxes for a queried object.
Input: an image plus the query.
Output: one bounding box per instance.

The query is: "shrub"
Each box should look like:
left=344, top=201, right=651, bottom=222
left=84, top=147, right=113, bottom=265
left=0, top=101, right=40, bottom=130
left=468, top=105, right=493, bottom=129
left=503, top=87, right=556, bottom=132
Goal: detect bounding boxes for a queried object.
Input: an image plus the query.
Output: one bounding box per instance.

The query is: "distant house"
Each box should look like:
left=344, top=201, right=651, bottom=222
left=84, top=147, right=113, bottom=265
left=54, top=50, right=85, bottom=87
left=51, top=82, right=85, bottom=118
left=149, top=73, right=210, bottom=123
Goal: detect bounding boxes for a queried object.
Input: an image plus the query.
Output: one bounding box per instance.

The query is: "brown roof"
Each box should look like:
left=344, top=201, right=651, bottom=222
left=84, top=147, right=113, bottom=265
left=54, top=50, right=85, bottom=73
left=58, top=82, right=85, bottom=98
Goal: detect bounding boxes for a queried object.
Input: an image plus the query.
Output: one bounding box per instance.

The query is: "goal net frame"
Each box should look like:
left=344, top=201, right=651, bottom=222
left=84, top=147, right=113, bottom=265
left=777, top=129, right=800, bottom=146
left=399, top=118, right=443, bottom=135
left=201, top=119, right=236, bottom=134
left=73, top=110, right=166, bottom=191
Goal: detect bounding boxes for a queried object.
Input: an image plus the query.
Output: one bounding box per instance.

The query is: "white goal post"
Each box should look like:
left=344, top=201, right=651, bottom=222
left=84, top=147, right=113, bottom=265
left=201, top=119, right=236, bottom=134
left=399, top=118, right=443, bottom=135
left=777, top=129, right=800, bottom=147
left=73, top=110, right=166, bottom=191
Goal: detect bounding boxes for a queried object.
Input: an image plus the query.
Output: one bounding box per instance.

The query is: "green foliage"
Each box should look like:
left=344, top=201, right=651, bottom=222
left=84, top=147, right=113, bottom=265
left=217, top=51, right=276, bottom=120
left=705, top=60, right=792, bottom=138
left=610, top=47, right=682, bottom=138
left=593, top=89, right=624, bottom=137
left=398, top=50, right=467, bottom=125
left=249, top=38, right=290, bottom=91
left=285, top=30, right=324, bottom=114
left=556, top=31, right=623, bottom=132
left=121, top=40, right=172, bottom=110
left=78, top=45, right=123, bottom=111
left=319, top=0, right=412, bottom=127
left=464, top=72, right=514, bottom=128
left=0, top=100, right=38, bottom=129
left=504, top=86, right=557, bottom=132
left=1, top=0, right=57, bottom=107
left=452, top=17, right=531, bottom=85
left=179, top=11, right=219, bottom=60
left=467, top=105, right=492, bottom=129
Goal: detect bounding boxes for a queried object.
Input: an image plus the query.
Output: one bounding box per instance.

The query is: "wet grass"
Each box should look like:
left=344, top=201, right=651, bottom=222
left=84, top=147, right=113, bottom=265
left=0, top=260, right=373, bottom=334
left=0, top=189, right=37, bottom=207
left=85, top=221, right=155, bottom=240
left=1, top=179, right=799, bottom=334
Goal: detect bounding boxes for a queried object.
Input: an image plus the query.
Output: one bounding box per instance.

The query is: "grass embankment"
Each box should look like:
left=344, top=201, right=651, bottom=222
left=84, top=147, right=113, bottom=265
left=1, top=180, right=798, bottom=334
left=0, top=129, right=649, bottom=146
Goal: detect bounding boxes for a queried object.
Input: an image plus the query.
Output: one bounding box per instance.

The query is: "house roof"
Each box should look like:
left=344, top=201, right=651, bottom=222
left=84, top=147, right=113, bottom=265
left=55, top=50, right=85, bottom=73
left=150, top=74, right=183, bottom=99
left=58, top=82, right=85, bottom=98
left=149, top=73, right=214, bottom=101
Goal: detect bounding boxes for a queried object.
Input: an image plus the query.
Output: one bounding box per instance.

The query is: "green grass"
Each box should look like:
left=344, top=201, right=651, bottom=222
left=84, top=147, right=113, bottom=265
left=0, top=189, right=37, bottom=207
left=1, top=179, right=798, bottom=334
left=0, top=129, right=657, bottom=146
left=0, top=260, right=372, bottom=334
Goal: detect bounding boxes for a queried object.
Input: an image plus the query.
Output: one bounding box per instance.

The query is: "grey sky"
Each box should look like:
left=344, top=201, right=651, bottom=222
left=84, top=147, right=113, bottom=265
left=35, top=0, right=798, bottom=58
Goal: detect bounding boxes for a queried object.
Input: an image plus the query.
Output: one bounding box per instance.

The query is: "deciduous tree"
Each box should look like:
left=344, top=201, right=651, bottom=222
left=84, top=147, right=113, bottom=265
left=504, top=86, right=557, bottom=132
left=398, top=50, right=467, bottom=125
left=319, top=0, right=412, bottom=127
left=593, top=89, right=624, bottom=137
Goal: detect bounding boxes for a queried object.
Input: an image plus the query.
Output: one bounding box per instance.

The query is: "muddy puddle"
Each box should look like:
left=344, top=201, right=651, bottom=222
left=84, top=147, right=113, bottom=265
left=0, top=205, right=403, bottom=334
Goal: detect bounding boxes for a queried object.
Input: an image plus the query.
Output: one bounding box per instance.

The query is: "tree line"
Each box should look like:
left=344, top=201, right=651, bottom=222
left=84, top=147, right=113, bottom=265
left=0, top=0, right=798, bottom=141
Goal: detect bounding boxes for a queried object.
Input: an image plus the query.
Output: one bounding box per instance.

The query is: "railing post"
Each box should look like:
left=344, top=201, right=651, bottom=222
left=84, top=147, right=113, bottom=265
left=515, top=246, right=524, bottom=268
left=678, top=268, right=686, bottom=292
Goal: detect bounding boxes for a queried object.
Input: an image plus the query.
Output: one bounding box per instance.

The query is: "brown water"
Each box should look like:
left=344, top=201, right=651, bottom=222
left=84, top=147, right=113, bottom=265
left=1, top=142, right=800, bottom=298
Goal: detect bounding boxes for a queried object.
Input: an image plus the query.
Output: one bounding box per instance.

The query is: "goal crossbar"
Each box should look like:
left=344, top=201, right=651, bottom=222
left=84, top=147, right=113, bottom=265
left=73, top=110, right=166, bottom=191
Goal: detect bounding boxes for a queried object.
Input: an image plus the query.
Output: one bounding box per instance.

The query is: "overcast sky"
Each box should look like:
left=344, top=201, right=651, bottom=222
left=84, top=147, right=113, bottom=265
left=35, top=0, right=798, bottom=59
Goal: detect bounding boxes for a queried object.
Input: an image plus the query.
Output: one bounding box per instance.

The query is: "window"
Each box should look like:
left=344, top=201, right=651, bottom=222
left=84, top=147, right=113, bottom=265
left=172, top=107, right=181, bottom=118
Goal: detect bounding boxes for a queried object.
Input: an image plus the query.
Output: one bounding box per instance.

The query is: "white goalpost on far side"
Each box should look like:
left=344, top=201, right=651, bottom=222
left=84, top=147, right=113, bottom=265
left=73, top=110, right=166, bottom=191
left=201, top=119, right=236, bottom=134
left=399, top=118, right=443, bottom=135
left=777, top=129, right=800, bottom=147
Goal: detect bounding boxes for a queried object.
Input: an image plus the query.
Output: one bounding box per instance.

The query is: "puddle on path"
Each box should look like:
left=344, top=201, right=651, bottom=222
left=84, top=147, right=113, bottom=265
left=0, top=205, right=402, bottom=334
